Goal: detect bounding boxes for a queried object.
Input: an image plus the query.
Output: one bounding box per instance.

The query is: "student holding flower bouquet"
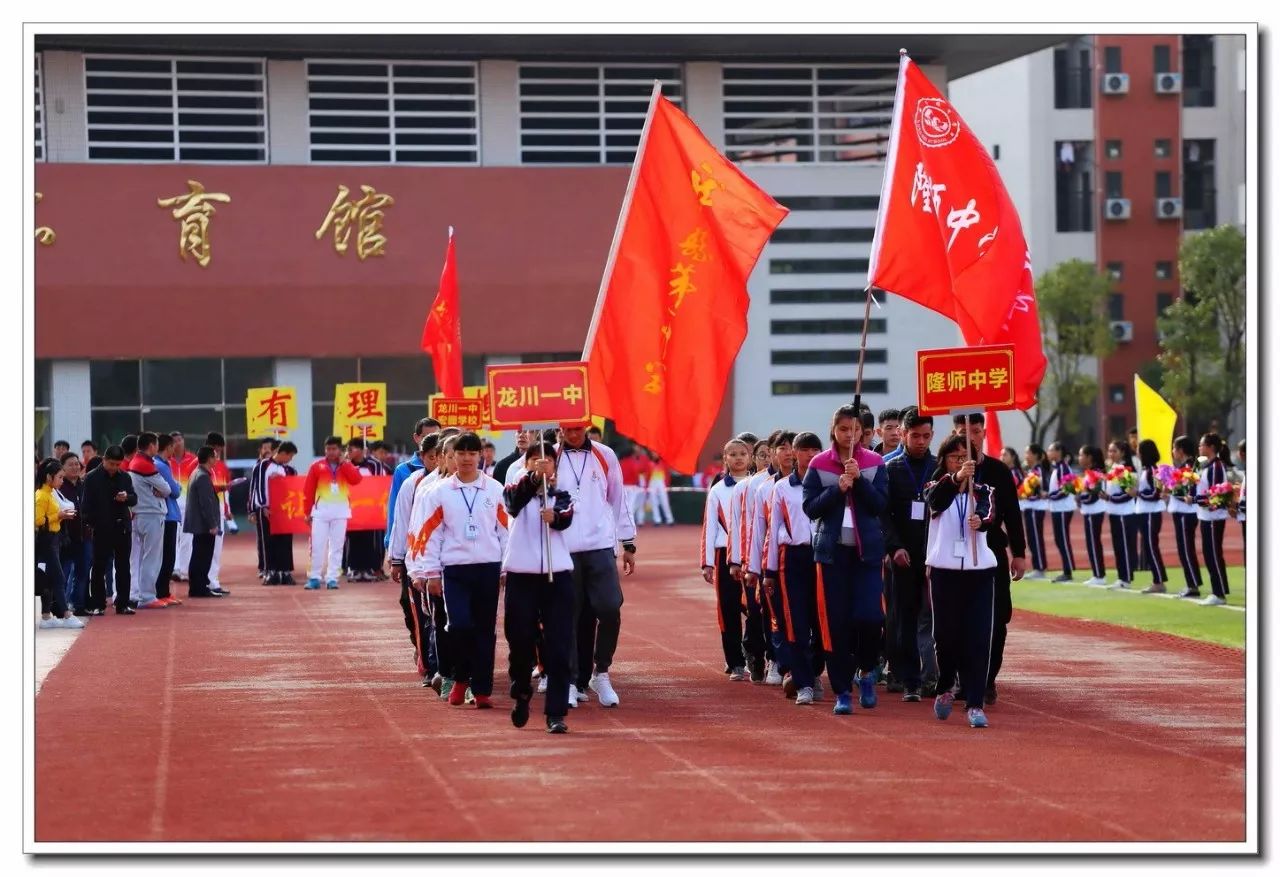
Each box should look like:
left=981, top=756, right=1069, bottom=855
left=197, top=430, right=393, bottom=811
left=1235, top=440, right=1246, bottom=549
left=1134, top=440, right=1170, bottom=594
left=1045, top=441, right=1077, bottom=583
left=1104, top=441, right=1139, bottom=590
left=1076, top=446, right=1109, bottom=585
left=1018, top=445, right=1049, bottom=580
left=1196, top=433, right=1231, bottom=605
left=1168, top=436, right=1204, bottom=599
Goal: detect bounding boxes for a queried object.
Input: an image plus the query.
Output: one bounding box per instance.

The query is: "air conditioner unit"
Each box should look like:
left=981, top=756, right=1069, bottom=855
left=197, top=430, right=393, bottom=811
left=1102, top=72, right=1130, bottom=94
left=1156, top=197, right=1183, bottom=219
left=1155, top=72, right=1183, bottom=94
left=1105, top=198, right=1131, bottom=220
left=1111, top=320, right=1134, bottom=343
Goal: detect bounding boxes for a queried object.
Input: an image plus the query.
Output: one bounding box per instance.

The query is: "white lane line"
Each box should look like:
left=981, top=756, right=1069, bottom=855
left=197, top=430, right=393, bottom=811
left=149, top=623, right=178, bottom=839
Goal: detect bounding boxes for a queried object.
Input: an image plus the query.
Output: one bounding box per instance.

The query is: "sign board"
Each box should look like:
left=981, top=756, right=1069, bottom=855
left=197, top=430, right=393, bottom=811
left=916, top=344, right=1016, bottom=415
left=430, top=396, right=487, bottom=431
left=245, top=386, right=298, bottom=439
left=485, top=362, right=591, bottom=430
left=333, top=382, right=388, bottom=440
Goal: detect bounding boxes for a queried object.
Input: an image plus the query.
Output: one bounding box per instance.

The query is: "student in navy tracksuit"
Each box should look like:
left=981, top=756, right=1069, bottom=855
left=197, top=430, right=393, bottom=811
left=924, top=434, right=997, bottom=729
left=1000, top=448, right=1023, bottom=492
left=1020, top=444, right=1049, bottom=579
left=1134, top=439, right=1169, bottom=593
left=1235, top=440, right=1246, bottom=549
left=1104, top=440, right=1140, bottom=589
left=1045, top=441, right=1076, bottom=582
left=802, top=404, right=888, bottom=717
left=1075, top=445, right=1109, bottom=584
left=1196, top=433, right=1231, bottom=604
left=1167, top=435, right=1204, bottom=598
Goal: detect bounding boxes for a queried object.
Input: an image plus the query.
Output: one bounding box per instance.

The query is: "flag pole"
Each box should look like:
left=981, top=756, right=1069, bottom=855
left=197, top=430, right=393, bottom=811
left=540, top=438, right=553, bottom=583
left=856, top=48, right=910, bottom=414
left=581, top=80, right=664, bottom=359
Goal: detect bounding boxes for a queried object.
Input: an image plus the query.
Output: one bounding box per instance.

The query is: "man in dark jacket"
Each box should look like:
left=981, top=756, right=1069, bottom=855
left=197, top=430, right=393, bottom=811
left=491, top=429, right=532, bottom=485
left=953, top=413, right=1028, bottom=704
left=81, top=445, right=138, bottom=615
left=881, top=408, right=937, bottom=700
left=184, top=446, right=224, bottom=598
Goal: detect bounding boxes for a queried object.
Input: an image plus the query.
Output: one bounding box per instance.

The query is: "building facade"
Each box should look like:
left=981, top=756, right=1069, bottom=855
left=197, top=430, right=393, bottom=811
left=951, top=33, right=1247, bottom=450
left=33, top=34, right=1059, bottom=467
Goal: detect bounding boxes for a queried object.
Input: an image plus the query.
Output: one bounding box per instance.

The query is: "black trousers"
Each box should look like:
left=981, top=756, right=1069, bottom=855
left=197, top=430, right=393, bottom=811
left=156, top=520, right=178, bottom=600
left=818, top=547, right=883, bottom=697
left=1022, top=508, right=1047, bottom=571
left=188, top=532, right=216, bottom=596
left=1082, top=513, right=1107, bottom=578
left=569, top=548, right=626, bottom=688
left=889, top=555, right=928, bottom=688
left=91, top=524, right=132, bottom=611
left=713, top=547, right=765, bottom=673
left=264, top=514, right=294, bottom=576
left=346, top=529, right=380, bottom=573
left=1172, top=513, right=1203, bottom=591
left=1200, top=519, right=1229, bottom=598
left=36, top=531, right=69, bottom=617
left=441, top=562, right=501, bottom=696
left=428, top=591, right=451, bottom=680
left=1109, top=515, right=1138, bottom=583
left=778, top=544, right=824, bottom=689
left=1050, top=511, right=1075, bottom=575
left=930, top=567, right=995, bottom=709
left=1136, top=512, right=1168, bottom=584
left=505, top=570, right=573, bottom=719
left=986, top=550, right=1012, bottom=689
left=254, top=510, right=266, bottom=573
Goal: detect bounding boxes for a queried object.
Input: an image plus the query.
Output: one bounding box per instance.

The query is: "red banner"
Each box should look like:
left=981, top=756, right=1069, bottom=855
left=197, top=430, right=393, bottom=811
left=916, top=344, right=1016, bottom=415
left=486, top=362, right=590, bottom=430
left=266, top=475, right=392, bottom=534
left=430, top=396, right=487, bottom=431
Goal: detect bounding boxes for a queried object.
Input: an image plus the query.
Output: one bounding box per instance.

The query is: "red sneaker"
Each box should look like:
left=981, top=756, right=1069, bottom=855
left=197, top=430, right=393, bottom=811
left=140, top=599, right=168, bottom=609
left=161, top=596, right=183, bottom=606
left=448, top=679, right=469, bottom=706
left=474, top=694, right=493, bottom=709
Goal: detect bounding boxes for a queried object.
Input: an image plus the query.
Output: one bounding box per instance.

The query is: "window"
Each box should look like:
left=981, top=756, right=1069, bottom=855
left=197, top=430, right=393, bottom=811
left=1108, top=415, right=1127, bottom=440
left=1053, top=39, right=1093, bottom=109
left=1055, top=140, right=1094, bottom=232
left=775, top=195, right=879, bottom=211
left=34, top=54, right=44, bottom=161
left=769, top=258, right=869, bottom=275
left=722, top=63, right=898, bottom=164
left=1109, top=384, right=1126, bottom=404
left=1155, top=171, right=1173, bottom=199
left=1153, top=44, right=1172, bottom=74
left=1108, top=293, right=1125, bottom=321
left=1107, top=262, right=1124, bottom=281
left=1155, top=261, right=1173, bottom=280
left=770, top=288, right=872, bottom=305
left=517, top=64, right=682, bottom=164
left=1104, top=46, right=1123, bottom=74
left=992, top=144, right=1000, bottom=160
left=306, top=60, right=479, bottom=164
left=1183, top=139, right=1217, bottom=229
left=771, top=349, right=886, bottom=365
left=1156, top=292, right=1174, bottom=317
left=773, top=379, right=888, bottom=396
left=84, top=55, right=267, bottom=161
left=1182, top=35, right=1216, bottom=107
left=1154, top=138, right=1172, bottom=158
left=1105, top=171, right=1124, bottom=199
left=770, top=318, right=885, bottom=335
left=770, top=227, right=875, bottom=244
left=1105, top=139, right=1122, bottom=159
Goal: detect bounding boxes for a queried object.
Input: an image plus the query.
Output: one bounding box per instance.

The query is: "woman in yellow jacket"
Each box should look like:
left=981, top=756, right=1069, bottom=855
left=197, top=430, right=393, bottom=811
left=36, top=458, right=84, bottom=629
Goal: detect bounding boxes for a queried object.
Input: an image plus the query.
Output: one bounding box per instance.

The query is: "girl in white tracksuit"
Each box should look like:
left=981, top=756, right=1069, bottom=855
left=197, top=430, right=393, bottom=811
left=1019, top=444, right=1049, bottom=579
left=1134, top=439, right=1170, bottom=593
left=1104, top=440, right=1139, bottom=589
left=1168, top=435, right=1204, bottom=598
left=1195, top=433, right=1231, bottom=604
left=1044, top=441, right=1077, bottom=582
left=701, top=439, right=756, bottom=680
left=1076, top=445, right=1109, bottom=585
left=1235, top=440, right=1246, bottom=549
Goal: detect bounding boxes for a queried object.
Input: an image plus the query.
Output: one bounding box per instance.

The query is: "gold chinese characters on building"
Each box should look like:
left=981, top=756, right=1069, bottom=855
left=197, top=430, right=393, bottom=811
left=315, top=184, right=395, bottom=260
left=34, top=193, right=55, bottom=246
left=157, top=180, right=231, bottom=268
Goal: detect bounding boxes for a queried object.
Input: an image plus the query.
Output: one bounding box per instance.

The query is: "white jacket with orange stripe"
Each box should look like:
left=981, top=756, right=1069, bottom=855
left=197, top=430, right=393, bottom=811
left=764, top=471, right=813, bottom=577
left=701, top=473, right=745, bottom=569
left=405, top=472, right=509, bottom=580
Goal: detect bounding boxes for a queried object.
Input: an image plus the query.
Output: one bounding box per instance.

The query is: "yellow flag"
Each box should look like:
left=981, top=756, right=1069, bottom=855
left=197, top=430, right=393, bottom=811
left=1134, top=375, right=1177, bottom=464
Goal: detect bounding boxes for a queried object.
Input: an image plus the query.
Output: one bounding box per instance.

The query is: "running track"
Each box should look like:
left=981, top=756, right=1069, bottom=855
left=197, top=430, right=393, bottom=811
left=34, top=527, right=1244, bottom=843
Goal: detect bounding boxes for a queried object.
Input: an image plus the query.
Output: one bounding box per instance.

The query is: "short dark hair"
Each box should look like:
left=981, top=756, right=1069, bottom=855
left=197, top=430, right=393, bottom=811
left=937, top=434, right=972, bottom=460
left=878, top=408, right=902, bottom=425
left=454, top=432, right=483, bottom=453
left=415, top=418, right=441, bottom=438
left=86, top=457, right=103, bottom=472
left=103, top=445, right=125, bottom=462
left=278, top=441, right=298, bottom=455
left=735, top=432, right=759, bottom=445
left=524, top=442, right=557, bottom=461
left=439, top=427, right=463, bottom=440
left=53, top=439, right=70, bottom=450
left=59, top=451, right=80, bottom=466
left=587, top=425, right=603, bottom=437
left=776, top=430, right=797, bottom=446
left=168, top=431, right=184, bottom=440
left=766, top=428, right=785, bottom=448
left=901, top=408, right=934, bottom=430
left=952, top=412, right=985, bottom=426
left=121, top=434, right=138, bottom=456
left=138, top=432, right=158, bottom=452
left=419, top=433, right=442, bottom=456
left=1128, top=427, right=1140, bottom=436
left=259, top=436, right=276, bottom=447
left=157, top=433, right=174, bottom=454
left=793, top=431, right=823, bottom=451
left=81, top=440, right=96, bottom=451
left=858, top=410, right=875, bottom=431
left=197, top=446, right=217, bottom=465
left=482, top=440, right=496, bottom=450
left=347, top=437, right=366, bottom=450
left=324, top=435, right=343, bottom=448
left=206, top=432, right=226, bottom=448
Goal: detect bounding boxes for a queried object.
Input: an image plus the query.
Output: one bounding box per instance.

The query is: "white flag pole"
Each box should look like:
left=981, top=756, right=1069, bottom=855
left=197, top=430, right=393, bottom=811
left=581, top=80, right=664, bottom=360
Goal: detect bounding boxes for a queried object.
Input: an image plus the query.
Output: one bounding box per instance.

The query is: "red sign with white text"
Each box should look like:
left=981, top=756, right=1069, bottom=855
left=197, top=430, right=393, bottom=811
left=267, top=475, right=391, bottom=534
left=486, top=362, right=591, bottom=429
left=916, top=344, right=1016, bottom=415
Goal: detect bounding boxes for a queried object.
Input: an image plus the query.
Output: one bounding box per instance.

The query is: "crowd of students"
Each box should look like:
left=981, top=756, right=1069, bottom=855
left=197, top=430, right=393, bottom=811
left=698, top=404, right=1245, bottom=730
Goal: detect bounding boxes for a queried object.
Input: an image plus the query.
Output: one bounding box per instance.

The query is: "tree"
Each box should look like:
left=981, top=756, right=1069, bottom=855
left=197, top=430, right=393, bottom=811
left=1158, top=224, right=1246, bottom=437
left=1021, top=259, right=1115, bottom=446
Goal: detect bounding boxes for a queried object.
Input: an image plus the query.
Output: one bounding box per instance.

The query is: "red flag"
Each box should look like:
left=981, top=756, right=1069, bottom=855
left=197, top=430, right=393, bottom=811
left=985, top=408, right=1004, bottom=460
left=869, top=54, right=1045, bottom=409
left=583, top=92, right=788, bottom=474
left=420, top=228, right=463, bottom=397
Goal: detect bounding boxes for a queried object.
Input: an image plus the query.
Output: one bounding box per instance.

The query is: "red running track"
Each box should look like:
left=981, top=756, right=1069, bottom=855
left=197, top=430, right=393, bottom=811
left=34, top=527, right=1244, bottom=843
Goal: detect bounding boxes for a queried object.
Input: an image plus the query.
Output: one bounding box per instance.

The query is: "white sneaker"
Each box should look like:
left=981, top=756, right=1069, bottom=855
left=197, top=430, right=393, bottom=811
left=795, top=687, right=815, bottom=705
left=1024, top=570, right=1047, bottom=581
left=38, top=617, right=60, bottom=629
left=536, top=675, right=548, bottom=694
left=1107, top=580, right=1131, bottom=590
left=728, top=666, right=746, bottom=681
left=812, top=677, right=825, bottom=701
left=568, top=684, right=579, bottom=708
left=590, top=672, right=620, bottom=708
left=576, top=686, right=590, bottom=702
left=59, top=615, right=85, bottom=629
left=1083, top=576, right=1108, bottom=587
left=765, top=661, right=783, bottom=685
left=1198, top=594, right=1227, bottom=606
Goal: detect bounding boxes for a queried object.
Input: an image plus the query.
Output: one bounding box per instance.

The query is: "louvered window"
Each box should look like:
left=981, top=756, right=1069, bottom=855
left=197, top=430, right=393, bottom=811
left=34, top=54, right=45, bottom=161
left=518, top=64, right=682, bottom=164
left=722, top=64, right=897, bottom=164
left=306, top=60, right=479, bottom=164
left=84, top=55, right=267, bottom=162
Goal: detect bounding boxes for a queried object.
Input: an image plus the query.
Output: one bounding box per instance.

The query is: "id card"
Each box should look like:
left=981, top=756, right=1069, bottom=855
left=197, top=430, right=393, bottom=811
left=911, top=501, right=925, bottom=521
left=329, top=481, right=339, bottom=495
left=953, top=539, right=969, bottom=558
left=842, top=506, right=854, bottom=529
left=465, top=520, right=480, bottom=541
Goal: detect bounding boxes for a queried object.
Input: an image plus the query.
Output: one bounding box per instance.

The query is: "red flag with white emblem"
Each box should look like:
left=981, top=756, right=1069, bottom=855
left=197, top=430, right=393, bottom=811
left=420, top=227, right=464, bottom=397
left=869, top=53, right=1045, bottom=410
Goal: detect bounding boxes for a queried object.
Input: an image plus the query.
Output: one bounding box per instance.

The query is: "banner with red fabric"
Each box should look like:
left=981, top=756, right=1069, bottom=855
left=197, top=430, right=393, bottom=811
left=266, top=475, right=391, bottom=534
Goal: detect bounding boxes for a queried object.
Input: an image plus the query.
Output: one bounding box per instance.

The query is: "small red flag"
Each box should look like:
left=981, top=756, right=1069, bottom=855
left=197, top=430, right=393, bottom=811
left=421, top=228, right=463, bottom=397
left=869, top=54, right=1045, bottom=409
left=584, top=92, right=788, bottom=473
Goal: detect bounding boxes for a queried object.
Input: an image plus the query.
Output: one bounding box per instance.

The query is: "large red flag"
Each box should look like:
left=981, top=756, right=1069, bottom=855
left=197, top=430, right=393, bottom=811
left=420, top=228, right=463, bottom=397
left=869, top=54, right=1046, bottom=410
left=584, top=92, right=788, bottom=474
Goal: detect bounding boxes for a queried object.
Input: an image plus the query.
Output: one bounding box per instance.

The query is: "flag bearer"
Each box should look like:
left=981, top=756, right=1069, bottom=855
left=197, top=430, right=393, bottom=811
left=303, top=435, right=363, bottom=590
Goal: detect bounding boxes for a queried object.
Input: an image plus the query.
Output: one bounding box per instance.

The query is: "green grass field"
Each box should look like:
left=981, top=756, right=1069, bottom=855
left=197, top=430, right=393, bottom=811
left=1012, top=566, right=1247, bottom=649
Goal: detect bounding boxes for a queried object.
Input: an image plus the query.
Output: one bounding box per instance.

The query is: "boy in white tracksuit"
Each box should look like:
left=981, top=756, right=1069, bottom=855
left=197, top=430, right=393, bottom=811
left=406, top=432, right=509, bottom=709
left=303, top=435, right=363, bottom=589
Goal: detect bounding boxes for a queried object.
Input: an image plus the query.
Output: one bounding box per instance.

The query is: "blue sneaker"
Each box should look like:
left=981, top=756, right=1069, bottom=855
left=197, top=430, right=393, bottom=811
left=967, top=707, right=989, bottom=729
left=859, top=672, right=878, bottom=709
left=326, top=580, right=340, bottom=590
left=832, top=693, right=854, bottom=715
left=934, top=691, right=955, bottom=721
left=304, top=578, right=321, bottom=590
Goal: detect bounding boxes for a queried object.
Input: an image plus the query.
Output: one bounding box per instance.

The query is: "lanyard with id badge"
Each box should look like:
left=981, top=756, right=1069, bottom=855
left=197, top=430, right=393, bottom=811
left=909, top=459, right=930, bottom=522
left=952, top=493, right=971, bottom=559
left=460, top=486, right=481, bottom=541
